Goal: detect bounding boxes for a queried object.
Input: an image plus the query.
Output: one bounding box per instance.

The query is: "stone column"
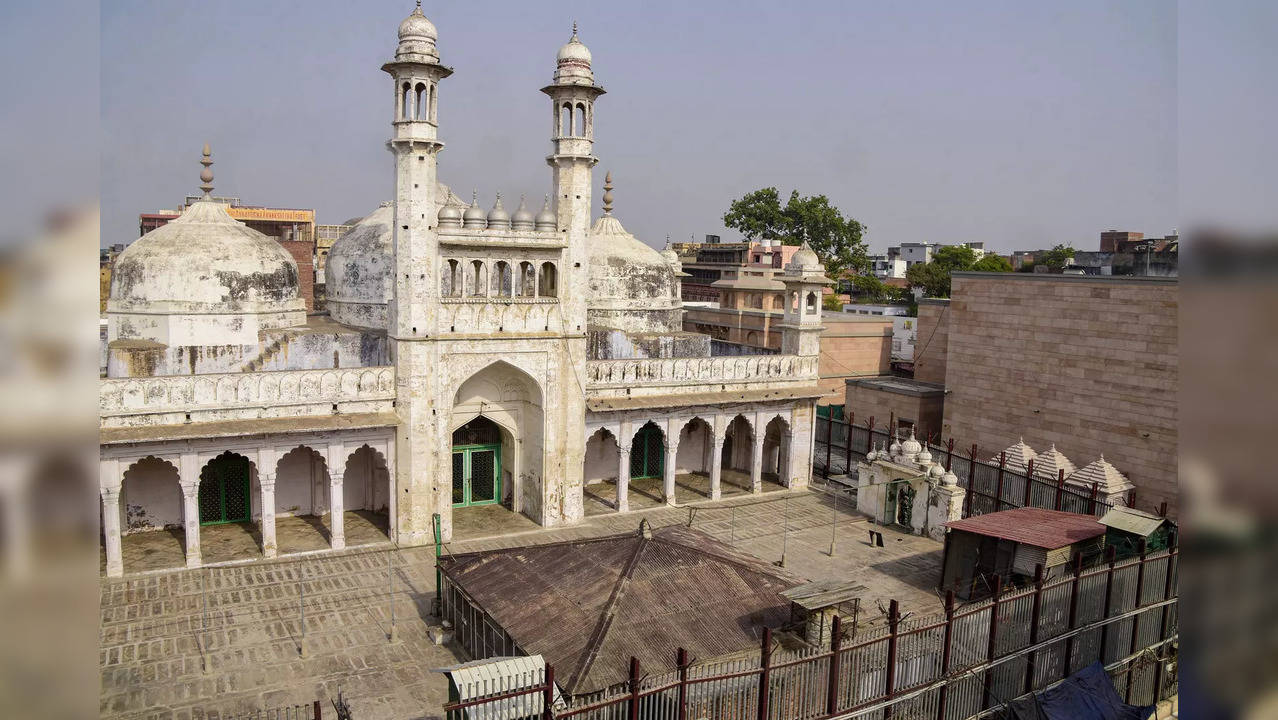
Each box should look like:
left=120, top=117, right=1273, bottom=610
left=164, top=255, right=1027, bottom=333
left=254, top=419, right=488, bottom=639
left=662, top=435, right=679, bottom=505
left=100, top=485, right=123, bottom=578
left=710, top=436, right=724, bottom=501
left=326, top=443, right=346, bottom=550
left=616, top=442, right=631, bottom=513
left=259, top=473, right=278, bottom=558
left=750, top=430, right=765, bottom=494
left=179, top=453, right=201, bottom=569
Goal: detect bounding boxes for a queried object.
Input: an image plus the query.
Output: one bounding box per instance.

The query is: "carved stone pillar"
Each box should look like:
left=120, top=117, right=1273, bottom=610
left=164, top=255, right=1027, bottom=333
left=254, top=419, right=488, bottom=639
left=710, top=437, right=725, bottom=501
left=616, top=443, right=631, bottom=513
left=663, top=435, right=679, bottom=505
left=326, top=443, right=346, bottom=550
left=259, top=473, right=278, bottom=558
left=101, top=485, right=124, bottom=578
left=180, top=482, right=202, bottom=569
left=750, top=430, right=765, bottom=494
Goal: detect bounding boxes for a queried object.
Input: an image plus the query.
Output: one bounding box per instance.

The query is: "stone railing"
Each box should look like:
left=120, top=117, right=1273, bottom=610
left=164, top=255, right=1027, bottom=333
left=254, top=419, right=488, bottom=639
left=585, top=354, right=819, bottom=392
left=101, top=367, right=396, bottom=427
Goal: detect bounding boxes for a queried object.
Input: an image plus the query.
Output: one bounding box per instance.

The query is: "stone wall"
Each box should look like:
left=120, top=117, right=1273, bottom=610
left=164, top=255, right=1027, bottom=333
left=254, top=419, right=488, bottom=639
left=844, top=379, right=945, bottom=439
left=278, top=239, right=315, bottom=312
left=913, top=299, right=950, bottom=385
left=817, top=314, right=893, bottom=399
left=940, top=273, right=1178, bottom=514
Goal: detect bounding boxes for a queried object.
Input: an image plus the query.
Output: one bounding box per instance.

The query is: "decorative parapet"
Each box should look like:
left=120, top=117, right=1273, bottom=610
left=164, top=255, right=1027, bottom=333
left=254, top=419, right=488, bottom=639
left=100, top=367, right=396, bottom=428
left=585, top=354, right=819, bottom=396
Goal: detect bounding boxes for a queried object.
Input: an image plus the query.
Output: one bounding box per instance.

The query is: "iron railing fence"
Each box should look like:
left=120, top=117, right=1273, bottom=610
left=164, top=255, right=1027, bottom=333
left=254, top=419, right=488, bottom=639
left=203, top=701, right=322, bottom=719
left=812, top=416, right=1127, bottom=519
left=443, top=546, right=1177, bottom=720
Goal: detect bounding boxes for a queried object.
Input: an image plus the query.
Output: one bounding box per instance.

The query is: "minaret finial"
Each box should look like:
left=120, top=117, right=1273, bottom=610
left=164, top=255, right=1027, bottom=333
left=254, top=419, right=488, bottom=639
left=572, top=21, right=578, bottom=38
left=602, top=171, right=614, bottom=215
left=471, top=189, right=478, bottom=206
left=199, top=143, right=214, bottom=198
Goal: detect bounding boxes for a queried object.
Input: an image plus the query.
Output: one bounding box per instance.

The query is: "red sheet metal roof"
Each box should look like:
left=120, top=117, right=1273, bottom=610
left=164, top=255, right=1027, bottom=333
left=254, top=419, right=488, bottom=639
left=945, top=508, right=1105, bottom=549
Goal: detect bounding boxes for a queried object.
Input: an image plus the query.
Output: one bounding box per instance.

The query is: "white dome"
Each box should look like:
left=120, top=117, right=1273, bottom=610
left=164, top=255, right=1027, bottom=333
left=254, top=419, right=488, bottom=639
left=587, top=215, right=681, bottom=333
left=325, top=183, right=466, bottom=330
left=398, top=6, right=436, bottom=41
left=789, top=242, right=820, bottom=270
left=395, top=4, right=439, bottom=62
left=112, top=200, right=301, bottom=310
left=554, top=26, right=594, bottom=84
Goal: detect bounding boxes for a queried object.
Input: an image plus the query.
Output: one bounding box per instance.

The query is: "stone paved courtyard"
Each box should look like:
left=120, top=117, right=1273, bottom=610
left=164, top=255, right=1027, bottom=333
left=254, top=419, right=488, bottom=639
left=100, top=484, right=945, bottom=719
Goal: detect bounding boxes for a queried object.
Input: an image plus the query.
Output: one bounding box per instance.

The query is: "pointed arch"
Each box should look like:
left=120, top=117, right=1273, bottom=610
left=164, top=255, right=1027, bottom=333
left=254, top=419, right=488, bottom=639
left=452, top=360, right=545, bottom=518
left=677, top=416, right=715, bottom=476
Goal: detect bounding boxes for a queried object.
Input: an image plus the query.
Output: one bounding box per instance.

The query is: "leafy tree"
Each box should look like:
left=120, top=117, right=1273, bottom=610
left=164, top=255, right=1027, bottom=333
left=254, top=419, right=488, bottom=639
left=723, top=187, right=868, bottom=276
left=931, top=245, right=977, bottom=271
left=905, top=261, right=952, bottom=298
left=972, top=254, right=1013, bottom=272
left=822, top=294, right=844, bottom=312
left=1038, top=244, right=1075, bottom=270
left=850, top=274, right=889, bottom=301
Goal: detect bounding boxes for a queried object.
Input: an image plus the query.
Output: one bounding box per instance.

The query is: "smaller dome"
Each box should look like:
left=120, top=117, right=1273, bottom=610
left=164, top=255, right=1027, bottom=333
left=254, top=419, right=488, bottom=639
left=463, top=191, right=487, bottom=229
left=888, top=437, right=902, bottom=458
left=511, top=195, right=535, bottom=230
left=534, top=194, right=556, bottom=231
left=487, top=193, right=511, bottom=230
left=554, top=24, right=594, bottom=83
left=789, top=241, right=820, bottom=270
left=398, top=6, right=437, bottom=41
left=901, top=428, right=922, bottom=460
left=438, top=204, right=462, bottom=228
left=942, top=468, right=959, bottom=487
left=929, top=462, right=945, bottom=479
left=917, top=443, right=933, bottom=466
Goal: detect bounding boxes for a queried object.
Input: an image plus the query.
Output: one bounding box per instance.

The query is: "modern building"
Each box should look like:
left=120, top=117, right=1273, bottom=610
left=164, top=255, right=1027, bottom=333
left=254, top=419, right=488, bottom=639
left=678, top=239, right=800, bottom=303
left=97, top=9, right=828, bottom=578
left=871, top=241, right=988, bottom=279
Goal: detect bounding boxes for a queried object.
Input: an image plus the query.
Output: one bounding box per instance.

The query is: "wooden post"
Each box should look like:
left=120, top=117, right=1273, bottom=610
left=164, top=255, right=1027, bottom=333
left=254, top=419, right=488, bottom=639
left=629, top=657, right=641, bottom=720
left=936, top=591, right=956, bottom=720
left=1024, top=564, right=1045, bottom=694
left=982, top=576, right=1003, bottom=710
left=542, top=664, right=555, bottom=720
left=1125, top=539, right=1149, bottom=703
left=1089, top=482, right=1099, bottom=515
left=885, top=600, right=901, bottom=701
left=1054, top=469, right=1065, bottom=510
left=994, top=452, right=1007, bottom=512
left=758, top=627, right=772, bottom=720
left=676, top=648, right=689, bottom=720
left=1024, top=459, right=1035, bottom=508
left=1063, top=553, right=1083, bottom=677
left=945, top=438, right=955, bottom=472
left=1099, top=546, right=1118, bottom=663
left=826, top=615, right=842, bottom=715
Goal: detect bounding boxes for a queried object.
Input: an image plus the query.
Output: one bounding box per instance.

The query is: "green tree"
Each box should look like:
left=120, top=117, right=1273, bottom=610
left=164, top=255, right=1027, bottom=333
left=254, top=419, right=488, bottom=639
left=723, top=187, right=868, bottom=276
left=850, top=274, right=889, bottom=302
left=905, top=261, right=952, bottom=298
left=931, top=245, right=977, bottom=271
left=1038, top=244, right=1075, bottom=270
left=971, top=254, right=1013, bottom=272
left=822, top=294, right=844, bottom=312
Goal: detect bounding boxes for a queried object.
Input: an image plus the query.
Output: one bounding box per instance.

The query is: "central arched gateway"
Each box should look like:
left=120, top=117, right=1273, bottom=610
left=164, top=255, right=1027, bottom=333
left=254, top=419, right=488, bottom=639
left=450, top=360, right=545, bottom=521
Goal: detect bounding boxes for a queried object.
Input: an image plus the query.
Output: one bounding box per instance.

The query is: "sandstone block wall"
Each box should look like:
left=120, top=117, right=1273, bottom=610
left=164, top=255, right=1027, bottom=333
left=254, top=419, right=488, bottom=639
left=844, top=380, right=945, bottom=440
left=914, top=299, right=950, bottom=384
left=941, top=273, right=1178, bottom=514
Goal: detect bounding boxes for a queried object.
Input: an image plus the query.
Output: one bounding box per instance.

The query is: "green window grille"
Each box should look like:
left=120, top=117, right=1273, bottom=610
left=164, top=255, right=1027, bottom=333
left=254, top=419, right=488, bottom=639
left=451, top=443, right=502, bottom=508
left=630, top=424, right=665, bottom=480
left=198, top=455, right=251, bottom=525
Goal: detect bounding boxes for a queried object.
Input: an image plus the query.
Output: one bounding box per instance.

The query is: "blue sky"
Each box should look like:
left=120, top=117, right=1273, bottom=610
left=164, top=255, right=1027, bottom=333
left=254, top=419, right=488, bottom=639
left=20, top=1, right=1261, bottom=253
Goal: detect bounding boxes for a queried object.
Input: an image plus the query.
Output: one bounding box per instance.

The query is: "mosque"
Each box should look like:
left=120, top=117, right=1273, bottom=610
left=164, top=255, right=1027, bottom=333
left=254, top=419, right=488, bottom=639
left=98, top=4, right=830, bottom=577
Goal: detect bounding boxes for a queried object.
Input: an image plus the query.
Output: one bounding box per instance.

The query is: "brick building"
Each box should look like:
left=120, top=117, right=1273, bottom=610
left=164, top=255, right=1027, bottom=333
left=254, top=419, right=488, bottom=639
left=929, top=272, right=1178, bottom=514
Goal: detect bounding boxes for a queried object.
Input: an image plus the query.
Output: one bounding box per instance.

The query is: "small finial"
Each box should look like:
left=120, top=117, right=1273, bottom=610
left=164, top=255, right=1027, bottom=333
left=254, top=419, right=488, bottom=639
left=471, top=189, right=479, bottom=206
left=602, top=171, right=614, bottom=215
left=542, top=193, right=551, bottom=209
left=199, top=144, right=214, bottom=198
left=572, top=21, right=578, bottom=39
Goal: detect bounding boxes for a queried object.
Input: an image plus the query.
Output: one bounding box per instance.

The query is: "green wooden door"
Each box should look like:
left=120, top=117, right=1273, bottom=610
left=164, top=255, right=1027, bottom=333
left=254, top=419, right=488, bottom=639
left=198, top=455, right=251, bottom=525
left=630, top=424, right=665, bottom=480
left=451, top=443, right=502, bottom=507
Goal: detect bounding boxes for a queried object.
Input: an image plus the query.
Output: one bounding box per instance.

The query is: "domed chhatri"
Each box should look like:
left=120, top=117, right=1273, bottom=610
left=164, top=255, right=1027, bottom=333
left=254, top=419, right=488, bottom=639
left=587, top=172, right=682, bottom=334
left=437, top=202, right=463, bottom=228
left=534, top=194, right=557, bottom=231
left=555, top=22, right=594, bottom=84
left=108, top=146, right=306, bottom=346
left=463, top=190, right=487, bottom=229
left=789, top=242, right=820, bottom=270
left=395, top=1, right=439, bottom=61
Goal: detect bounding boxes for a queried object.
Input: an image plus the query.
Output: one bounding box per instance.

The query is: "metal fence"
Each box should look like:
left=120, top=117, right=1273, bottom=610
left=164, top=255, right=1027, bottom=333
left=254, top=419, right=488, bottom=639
left=204, top=701, right=322, bottom=719
left=813, top=415, right=1129, bottom=519
left=444, top=545, right=1178, bottom=720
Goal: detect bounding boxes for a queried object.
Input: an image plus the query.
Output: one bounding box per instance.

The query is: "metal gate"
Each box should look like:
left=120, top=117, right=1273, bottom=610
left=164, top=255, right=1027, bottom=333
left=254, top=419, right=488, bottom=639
left=452, top=443, right=502, bottom=507
left=198, top=454, right=251, bottom=525
left=630, top=424, right=665, bottom=479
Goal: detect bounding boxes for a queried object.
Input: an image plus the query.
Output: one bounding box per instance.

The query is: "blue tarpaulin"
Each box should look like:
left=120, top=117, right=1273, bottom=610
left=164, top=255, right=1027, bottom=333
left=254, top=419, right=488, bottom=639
left=1009, top=662, right=1154, bottom=720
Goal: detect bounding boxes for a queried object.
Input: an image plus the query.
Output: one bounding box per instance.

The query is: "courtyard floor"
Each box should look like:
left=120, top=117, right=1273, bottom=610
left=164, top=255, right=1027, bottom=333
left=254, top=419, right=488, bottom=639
left=100, top=483, right=945, bottom=719
left=581, top=469, right=787, bottom=516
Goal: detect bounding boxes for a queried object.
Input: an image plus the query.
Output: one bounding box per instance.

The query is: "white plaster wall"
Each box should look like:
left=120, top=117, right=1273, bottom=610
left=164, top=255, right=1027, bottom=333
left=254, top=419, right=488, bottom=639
left=121, top=458, right=182, bottom=532
left=584, top=431, right=618, bottom=483
left=676, top=422, right=711, bottom=473
left=343, top=446, right=390, bottom=513
left=274, top=448, right=322, bottom=517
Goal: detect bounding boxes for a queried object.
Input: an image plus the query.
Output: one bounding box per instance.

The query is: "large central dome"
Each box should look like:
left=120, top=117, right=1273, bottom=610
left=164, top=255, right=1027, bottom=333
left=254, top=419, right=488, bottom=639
left=586, top=214, right=681, bottom=334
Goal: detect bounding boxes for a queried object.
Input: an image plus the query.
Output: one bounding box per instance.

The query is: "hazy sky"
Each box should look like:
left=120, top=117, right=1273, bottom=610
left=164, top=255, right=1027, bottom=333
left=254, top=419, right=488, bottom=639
left=94, top=1, right=1185, bottom=253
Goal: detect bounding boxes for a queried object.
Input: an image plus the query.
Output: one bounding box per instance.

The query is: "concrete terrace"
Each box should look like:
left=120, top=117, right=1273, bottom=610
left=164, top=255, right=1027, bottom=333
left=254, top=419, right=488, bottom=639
left=100, top=484, right=945, bottom=720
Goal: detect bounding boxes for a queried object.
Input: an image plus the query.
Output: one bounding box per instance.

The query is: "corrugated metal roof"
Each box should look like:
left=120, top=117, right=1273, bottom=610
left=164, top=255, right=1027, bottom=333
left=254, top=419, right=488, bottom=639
left=1098, top=506, right=1168, bottom=537
left=782, top=579, right=869, bottom=610
left=439, top=525, right=801, bottom=695
left=434, top=656, right=557, bottom=720
left=945, top=508, right=1105, bottom=549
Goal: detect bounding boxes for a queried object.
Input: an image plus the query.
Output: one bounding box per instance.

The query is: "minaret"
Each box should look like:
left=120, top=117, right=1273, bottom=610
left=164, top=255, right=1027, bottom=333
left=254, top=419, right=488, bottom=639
left=779, top=242, right=834, bottom=357
left=542, top=24, right=605, bottom=331
left=382, top=3, right=452, bottom=545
